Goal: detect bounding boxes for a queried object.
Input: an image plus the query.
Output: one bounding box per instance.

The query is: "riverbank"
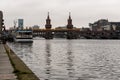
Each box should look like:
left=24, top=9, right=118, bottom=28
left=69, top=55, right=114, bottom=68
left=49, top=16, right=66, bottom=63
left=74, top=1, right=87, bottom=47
left=0, top=44, right=17, bottom=80
left=4, top=44, right=39, bottom=80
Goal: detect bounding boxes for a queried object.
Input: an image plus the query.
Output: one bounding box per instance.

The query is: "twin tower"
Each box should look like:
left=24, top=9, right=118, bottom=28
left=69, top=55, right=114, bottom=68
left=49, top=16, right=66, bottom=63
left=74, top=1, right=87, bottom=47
left=45, top=12, right=73, bottom=29
left=44, top=12, right=78, bottom=39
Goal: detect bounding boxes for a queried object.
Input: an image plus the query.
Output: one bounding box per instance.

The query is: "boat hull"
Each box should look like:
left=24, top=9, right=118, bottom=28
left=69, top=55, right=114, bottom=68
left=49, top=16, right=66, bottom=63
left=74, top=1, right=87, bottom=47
left=14, top=38, right=33, bottom=43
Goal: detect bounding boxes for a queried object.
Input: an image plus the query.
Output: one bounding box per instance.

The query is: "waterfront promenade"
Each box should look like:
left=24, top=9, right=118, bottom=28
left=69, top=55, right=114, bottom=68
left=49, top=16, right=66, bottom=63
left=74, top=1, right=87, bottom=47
left=0, top=44, right=17, bottom=80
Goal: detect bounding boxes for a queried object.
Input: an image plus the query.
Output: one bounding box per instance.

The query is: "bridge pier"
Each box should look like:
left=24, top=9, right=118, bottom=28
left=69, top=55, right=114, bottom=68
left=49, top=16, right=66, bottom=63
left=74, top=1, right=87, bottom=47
left=67, top=31, right=78, bottom=39
left=44, top=31, right=53, bottom=39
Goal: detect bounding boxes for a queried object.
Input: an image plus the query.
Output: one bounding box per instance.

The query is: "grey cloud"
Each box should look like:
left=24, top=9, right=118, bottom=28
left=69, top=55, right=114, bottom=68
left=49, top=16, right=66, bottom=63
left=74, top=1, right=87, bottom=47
left=1, top=0, right=120, bottom=28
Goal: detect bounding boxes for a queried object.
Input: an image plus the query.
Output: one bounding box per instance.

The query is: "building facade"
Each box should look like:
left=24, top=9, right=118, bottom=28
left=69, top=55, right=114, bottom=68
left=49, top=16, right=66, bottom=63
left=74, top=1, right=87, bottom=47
left=32, top=25, right=39, bottom=29
left=89, top=19, right=120, bottom=31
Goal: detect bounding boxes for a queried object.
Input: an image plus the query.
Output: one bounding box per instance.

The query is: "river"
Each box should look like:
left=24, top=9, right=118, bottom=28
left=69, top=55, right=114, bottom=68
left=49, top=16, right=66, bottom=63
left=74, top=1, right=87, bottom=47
left=7, top=39, right=120, bottom=80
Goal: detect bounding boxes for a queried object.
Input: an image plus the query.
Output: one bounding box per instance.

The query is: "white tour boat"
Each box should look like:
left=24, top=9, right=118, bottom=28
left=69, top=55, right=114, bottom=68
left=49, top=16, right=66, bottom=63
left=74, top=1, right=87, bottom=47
left=14, top=29, right=33, bottom=43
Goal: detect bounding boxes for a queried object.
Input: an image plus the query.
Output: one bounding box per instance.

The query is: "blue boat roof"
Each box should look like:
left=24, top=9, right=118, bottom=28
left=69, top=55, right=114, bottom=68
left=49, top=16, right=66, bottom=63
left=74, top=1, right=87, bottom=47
left=16, top=30, right=32, bottom=32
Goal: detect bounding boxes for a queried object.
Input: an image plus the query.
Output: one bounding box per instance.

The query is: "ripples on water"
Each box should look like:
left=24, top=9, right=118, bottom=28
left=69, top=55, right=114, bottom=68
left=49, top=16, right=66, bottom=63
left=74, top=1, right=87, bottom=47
left=8, top=39, right=120, bottom=80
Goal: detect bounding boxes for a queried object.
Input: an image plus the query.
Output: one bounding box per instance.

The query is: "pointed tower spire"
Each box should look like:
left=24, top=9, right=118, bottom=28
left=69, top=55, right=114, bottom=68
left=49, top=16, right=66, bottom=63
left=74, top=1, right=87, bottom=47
left=45, top=12, right=52, bottom=29
left=47, top=12, right=50, bottom=19
left=67, top=12, right=73, bottom=29
left=69, top=12, right=71, bottom=19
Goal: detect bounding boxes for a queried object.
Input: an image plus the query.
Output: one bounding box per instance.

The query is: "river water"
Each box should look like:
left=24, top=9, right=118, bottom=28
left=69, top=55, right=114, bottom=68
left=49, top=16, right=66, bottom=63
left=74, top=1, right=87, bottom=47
left=7, top=39, right=120, bottom=80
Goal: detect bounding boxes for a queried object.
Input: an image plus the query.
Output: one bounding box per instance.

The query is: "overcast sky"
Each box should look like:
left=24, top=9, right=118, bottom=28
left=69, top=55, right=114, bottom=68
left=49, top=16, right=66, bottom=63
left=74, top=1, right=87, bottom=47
left=0, top=0, right=120, bottom=29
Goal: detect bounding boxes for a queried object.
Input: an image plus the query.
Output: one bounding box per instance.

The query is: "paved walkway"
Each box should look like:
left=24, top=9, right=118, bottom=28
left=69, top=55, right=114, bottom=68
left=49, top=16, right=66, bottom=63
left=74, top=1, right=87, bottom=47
left=0, top=44, right=17, bottom=80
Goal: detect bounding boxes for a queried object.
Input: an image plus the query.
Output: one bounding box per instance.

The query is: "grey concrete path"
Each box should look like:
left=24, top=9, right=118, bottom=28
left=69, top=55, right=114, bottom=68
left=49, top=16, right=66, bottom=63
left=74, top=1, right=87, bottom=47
left=0, top=44, right=17, bottom=80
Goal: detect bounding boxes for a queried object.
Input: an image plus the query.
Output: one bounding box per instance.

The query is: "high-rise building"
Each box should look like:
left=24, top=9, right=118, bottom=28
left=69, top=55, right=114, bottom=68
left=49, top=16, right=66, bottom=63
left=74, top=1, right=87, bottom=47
left=18, top=19, right=24, bottom=29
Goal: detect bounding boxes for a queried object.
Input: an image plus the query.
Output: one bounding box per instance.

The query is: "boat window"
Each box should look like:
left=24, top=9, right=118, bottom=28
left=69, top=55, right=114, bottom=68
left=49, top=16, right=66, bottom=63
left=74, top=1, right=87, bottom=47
left=16, top=31, right=32, bottom=38
left=25, top=32, right=32, bottom=35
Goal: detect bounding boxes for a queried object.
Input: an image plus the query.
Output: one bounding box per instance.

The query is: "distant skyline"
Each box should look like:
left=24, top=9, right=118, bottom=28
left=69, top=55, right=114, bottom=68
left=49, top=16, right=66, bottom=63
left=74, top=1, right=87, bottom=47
left=0, top=0, right=120, bottom=29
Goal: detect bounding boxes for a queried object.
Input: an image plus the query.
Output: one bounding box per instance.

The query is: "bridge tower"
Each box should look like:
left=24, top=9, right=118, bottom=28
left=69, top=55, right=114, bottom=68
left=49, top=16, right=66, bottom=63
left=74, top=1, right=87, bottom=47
left=45, top=12, right=52, bottom=29
left=67, top=12, right=73, bottom=29
left=44, top=12, right=53, bottom=39
left=66, top=12, right=77, bottom=39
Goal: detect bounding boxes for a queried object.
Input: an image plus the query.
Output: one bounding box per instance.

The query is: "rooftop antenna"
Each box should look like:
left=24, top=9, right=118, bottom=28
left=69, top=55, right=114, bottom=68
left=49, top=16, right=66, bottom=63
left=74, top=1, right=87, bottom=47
left=13, top=19, right=17, bottom=29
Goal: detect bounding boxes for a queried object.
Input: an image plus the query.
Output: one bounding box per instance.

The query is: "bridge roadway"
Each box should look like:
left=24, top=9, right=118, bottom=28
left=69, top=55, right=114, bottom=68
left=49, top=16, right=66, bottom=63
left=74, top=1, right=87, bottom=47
left=32, top=28, right=81, bottom=39
left=0, top=44, right=17, bottom=80
left=33, top=29, right=119, bottom=39
left=33, top=28, right=80, bottom=32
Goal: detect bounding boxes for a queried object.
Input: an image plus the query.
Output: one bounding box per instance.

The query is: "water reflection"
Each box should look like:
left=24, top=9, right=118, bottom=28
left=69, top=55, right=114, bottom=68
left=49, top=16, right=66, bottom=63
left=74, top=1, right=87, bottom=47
left=66, top=41, right=75, bottom=79
left=45, top=40, right=52, bottom=80
left=8, top=42, right=33, bottom=63
left=7, top=40, right=120, bottom=80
